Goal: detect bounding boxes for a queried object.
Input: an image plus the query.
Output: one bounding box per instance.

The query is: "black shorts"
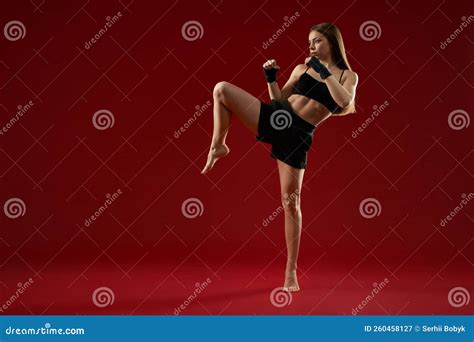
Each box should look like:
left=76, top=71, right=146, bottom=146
left=256, top=99, right=316, bottom=169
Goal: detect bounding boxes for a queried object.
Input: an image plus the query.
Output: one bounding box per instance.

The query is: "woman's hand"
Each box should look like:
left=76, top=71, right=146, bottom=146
left=262, top=59, right=280, bottom=83
left=306, top=56, right=332, bottom=79
left=263, top=59, right=280, bottom=70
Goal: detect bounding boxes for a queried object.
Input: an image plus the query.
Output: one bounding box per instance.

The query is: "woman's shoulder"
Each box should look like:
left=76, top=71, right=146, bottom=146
left=291, top=63, right=308, bottom=74
left=341, top=69, right=359, bottom=85
left=288, top=64, right=309, bottom=81
left=293, top=63, right=311, bottom=78
left=295, top=63, right=308, bottom=70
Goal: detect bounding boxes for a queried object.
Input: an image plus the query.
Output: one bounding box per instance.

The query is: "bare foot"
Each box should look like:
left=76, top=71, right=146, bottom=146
left=201, top=144, right=230, bottom=174
left=283, top=269, right=300, bottom=292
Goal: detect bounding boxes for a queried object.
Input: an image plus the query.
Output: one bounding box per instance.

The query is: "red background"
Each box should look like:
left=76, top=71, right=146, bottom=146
left=0, top=0, right=472, bottom=315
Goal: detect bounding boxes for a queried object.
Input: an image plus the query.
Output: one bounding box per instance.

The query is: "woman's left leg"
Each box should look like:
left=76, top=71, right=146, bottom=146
left=276, top=159, right=305, bottom=292
left=201, top=81, right=261, bottom=174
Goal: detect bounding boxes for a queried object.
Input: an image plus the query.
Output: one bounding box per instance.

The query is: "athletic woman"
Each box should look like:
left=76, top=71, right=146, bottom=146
left=201, top=23, right=358, bottom=292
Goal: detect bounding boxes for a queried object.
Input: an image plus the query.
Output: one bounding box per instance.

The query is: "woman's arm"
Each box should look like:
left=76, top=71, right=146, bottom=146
left=280, top=65, right=305, bottom=99
left=325, top=71, right=358, bottom=112
left=305, top=57, right=358, bottom=115
left=264, top=62, right=304, bottom=100
left=267, top=81, right=281, bottom=100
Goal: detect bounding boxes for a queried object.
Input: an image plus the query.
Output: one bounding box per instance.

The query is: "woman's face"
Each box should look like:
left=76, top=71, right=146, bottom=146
left=308, top=30, right=331, bottom=60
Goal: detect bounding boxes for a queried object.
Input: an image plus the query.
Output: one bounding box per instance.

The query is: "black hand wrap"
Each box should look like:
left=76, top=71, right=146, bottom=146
left=263, top=68, right=278, bottom=83
left=307, top=57, right=332, bottom=79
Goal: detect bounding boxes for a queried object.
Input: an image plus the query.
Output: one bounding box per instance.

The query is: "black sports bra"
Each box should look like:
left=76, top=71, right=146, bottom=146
left=293, top=67, right=345, bottom=113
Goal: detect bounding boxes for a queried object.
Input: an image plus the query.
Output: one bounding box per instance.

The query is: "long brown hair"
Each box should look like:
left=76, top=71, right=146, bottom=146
left=311, top=23, right=356, bottom=114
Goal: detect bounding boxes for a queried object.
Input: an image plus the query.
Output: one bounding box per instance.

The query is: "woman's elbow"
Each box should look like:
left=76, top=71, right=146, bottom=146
left=270, top=92, right=283, bottom=100
left=280, top=90, right=293, bottom=100
left=339, top=97, right=351, bottom=108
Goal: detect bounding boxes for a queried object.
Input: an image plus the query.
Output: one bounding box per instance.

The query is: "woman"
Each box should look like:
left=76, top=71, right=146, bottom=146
left=201, top=23, right=358, bottom=292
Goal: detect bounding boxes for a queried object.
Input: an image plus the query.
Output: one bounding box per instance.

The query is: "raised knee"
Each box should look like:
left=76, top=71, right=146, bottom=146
left=213, top=81, right=229, bottom=99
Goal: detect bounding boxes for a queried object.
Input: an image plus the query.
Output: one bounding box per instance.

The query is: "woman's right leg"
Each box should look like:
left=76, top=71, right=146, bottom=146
left=276, top=159, right=305, bottom=292
left=201, top=81, right=261, bottom=174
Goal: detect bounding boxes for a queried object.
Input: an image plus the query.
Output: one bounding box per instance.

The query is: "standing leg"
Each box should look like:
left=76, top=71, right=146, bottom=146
left=201, top=81, right=261, bottom=174
left=277, top=159, right=305, bottom=292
